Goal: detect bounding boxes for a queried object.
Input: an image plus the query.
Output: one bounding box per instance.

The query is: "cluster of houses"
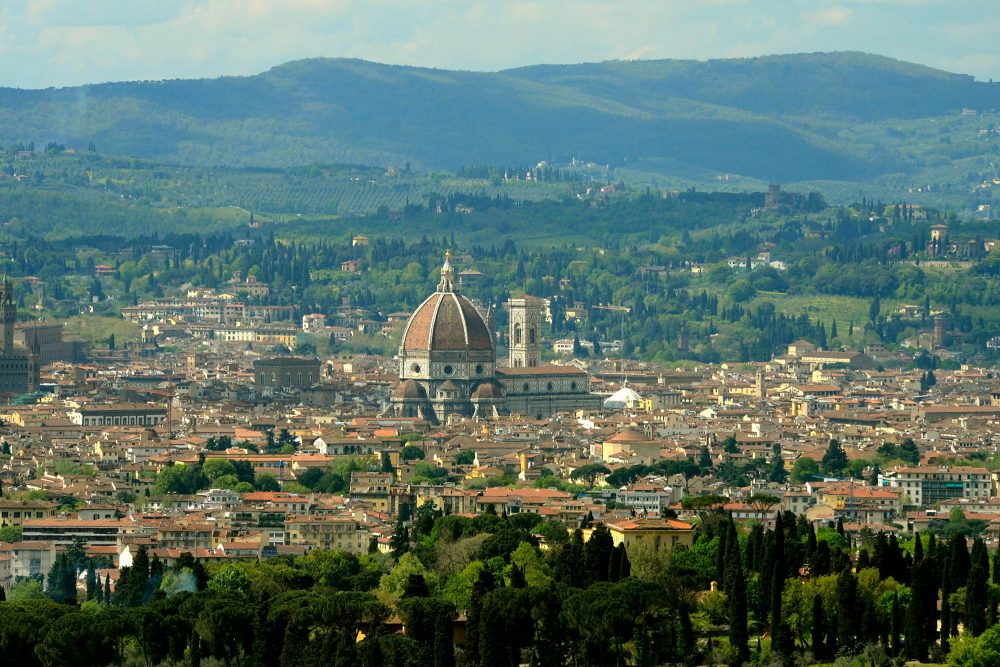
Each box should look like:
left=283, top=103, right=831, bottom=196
left=1, top=319, right=1000, bottom=596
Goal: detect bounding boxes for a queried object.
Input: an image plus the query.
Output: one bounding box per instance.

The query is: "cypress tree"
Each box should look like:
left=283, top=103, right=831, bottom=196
left=913, top=531, right=923, bottom=563
left=812, top=593, right=826, bottom=660
left=617, top=544, right=631, bottom=580
left=965, top=540, right=989, bottom=636
left=890, top=592, right=901, bottom=657
left=940, top=555, right=952, bottom=652
left=949, top=534, right=970, bottom=589
left=716, top=518, right=729, bottom=590
left=904, top=559, right=936, bottom=661
left=993, top=549, right=1000, bottom=585
left=725, top=525, right=750, bottom=667
left=835, top=568, right=857, bottom=653
left=85, top=560, right=97, bottom=601
left=464, top=568, right=495, bottom=667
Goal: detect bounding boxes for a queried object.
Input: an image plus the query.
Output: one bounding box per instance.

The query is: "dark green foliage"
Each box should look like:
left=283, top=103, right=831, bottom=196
left=965, top=538, right=989, bottom=636
left=724, top=525, right=750, bottom=666
left=834, top=568, right=861, bottom=655
left=821, top=438, right=848, bottom=476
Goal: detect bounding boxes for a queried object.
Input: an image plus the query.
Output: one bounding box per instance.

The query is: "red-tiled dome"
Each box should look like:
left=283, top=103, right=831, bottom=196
left=393, top=379, right=427, bottom=400
left=401, top=291, right=493, bottom=352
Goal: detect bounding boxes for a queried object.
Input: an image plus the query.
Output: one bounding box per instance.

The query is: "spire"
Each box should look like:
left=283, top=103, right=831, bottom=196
left=437, top=250, right=456, bottom=292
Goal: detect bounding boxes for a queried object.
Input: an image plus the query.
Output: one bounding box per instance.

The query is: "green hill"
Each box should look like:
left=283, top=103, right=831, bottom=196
left=0, top=52, right=998, bottom=187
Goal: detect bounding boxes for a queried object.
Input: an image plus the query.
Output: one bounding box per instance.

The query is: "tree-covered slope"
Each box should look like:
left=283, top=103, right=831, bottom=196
left=0, top=52, right=997, bottom=184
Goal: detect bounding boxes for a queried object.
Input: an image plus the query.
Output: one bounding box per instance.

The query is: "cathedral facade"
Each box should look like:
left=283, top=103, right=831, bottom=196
left=389, top=255, right=600, bottom=423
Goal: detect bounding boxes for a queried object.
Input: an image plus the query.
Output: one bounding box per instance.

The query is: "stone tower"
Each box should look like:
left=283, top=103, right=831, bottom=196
left=508, top=296, right=542, bottom=368
left=2, top=278, right=14, bottom=355
left=28, top=332, right=40, bottom=392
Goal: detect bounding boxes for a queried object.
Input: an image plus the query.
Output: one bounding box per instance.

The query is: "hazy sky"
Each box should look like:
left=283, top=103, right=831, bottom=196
left=1, top=0, right=997, bottom=88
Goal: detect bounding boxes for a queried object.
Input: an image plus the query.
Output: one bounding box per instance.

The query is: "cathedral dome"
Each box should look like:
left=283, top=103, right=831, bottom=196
left=400, top=253, right=492, bottom=353
left=393, top=379, right=427, bottom=400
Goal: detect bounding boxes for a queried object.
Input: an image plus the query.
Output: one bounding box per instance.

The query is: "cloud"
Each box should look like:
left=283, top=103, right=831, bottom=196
left=0, top=0, right=995, bottom=88
left=809, top=6, right=852, bottom=26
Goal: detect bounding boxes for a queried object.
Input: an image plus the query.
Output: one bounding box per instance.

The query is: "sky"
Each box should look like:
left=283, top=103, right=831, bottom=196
left=0, top=0, right=997, bottom=89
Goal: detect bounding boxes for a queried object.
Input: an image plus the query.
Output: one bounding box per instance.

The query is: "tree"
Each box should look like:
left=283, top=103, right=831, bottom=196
left=835, top=568, right=858, bottom=653
left=790, top=456, right=819, bottom=484
left=725, top=520, right=750, bottom=666
left=812, top=591, right=828, bottom=660
left=390, top=517, right=410, bottom=559
left=44, top=552, right=76, bottom=603
left=768, top=444, right=787, bottom=484
left=821, top=439, right=848, bottom=476
left=401, top=444, right=426, bottom=461
left=584, top=524, right=613, bottom=584
left=897, top=438, right=920, bottom=465
left=966, top=539, right=989, bottom=636
left=572, top=463, right=611, bottom=488
left=698, top=445, right=712, bottom=470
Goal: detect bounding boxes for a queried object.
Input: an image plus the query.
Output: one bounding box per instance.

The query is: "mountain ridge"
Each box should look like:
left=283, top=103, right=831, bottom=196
left=0, top=52, right=997, bottom=186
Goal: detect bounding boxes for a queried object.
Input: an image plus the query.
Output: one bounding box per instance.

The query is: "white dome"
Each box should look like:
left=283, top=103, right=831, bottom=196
left=603, top=385, right=642, bottom=409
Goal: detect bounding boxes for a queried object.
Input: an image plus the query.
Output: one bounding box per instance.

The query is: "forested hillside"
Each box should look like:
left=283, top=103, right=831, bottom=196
left=1, top=52, right=998, bottom=199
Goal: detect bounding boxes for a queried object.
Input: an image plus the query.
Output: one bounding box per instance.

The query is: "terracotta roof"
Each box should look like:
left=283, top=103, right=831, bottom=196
left=401, top=292, right=492, bottom=352
left=393, top=379, right=427, bottom=400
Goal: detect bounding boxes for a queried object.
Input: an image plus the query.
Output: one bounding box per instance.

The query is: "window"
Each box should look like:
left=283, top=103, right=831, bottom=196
left=514, top=324, right=522, bottom=345
left=443, top=365, right=454, bottom=376
left=411, top=363, right=421, bottom=375
left=529, top=328, right=535, bottom=344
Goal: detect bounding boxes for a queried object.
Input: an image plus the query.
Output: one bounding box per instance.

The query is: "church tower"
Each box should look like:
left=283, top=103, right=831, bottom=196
left=2, top=278, right=14, bottom=355
left=28, top=332, right=40, bottom=392
left=508, top=296, right=542, bottom=368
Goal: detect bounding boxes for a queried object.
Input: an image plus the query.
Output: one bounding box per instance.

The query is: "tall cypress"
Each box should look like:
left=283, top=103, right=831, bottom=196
left=890, top=592, right=902, bottom=657
left=835, top=569, right=857, bottom=652
left=965, top=539, right=989, bottom=637
left=716, top=518, right=729, bottom=590
left=811, top=593, right=826, bottom=660
left=940, top=555, right=952, bottom=653
left=913, top=531, right=923, bottom=563
left=949, top=534, right=970, bottom=590
left=725, top=522, right=749, bottom=666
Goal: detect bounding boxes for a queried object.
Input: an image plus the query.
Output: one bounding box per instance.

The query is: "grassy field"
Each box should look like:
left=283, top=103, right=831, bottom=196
left=749, top=292, right=878, bottom=337
left=64, top=315, right=140, bottom=346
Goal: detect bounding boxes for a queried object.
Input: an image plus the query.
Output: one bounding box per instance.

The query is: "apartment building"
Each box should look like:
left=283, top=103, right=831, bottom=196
left=878, top=466, right=991, bottom=506
left=285, top=514, right=369, bottom=555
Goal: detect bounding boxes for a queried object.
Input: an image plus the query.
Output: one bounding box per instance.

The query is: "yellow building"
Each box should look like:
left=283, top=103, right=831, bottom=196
left=605, top=517, right=696, bottom=559
left=285, top=514, right=369, bottom=555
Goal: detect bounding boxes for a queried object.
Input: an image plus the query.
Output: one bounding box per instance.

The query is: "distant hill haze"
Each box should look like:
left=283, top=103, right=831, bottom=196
left=1, top=52, right=997, bottom=183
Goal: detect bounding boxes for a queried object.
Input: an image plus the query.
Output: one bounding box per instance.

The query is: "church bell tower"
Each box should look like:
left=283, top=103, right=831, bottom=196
left=508, top=297, right=542, bottom=368
left=2, top=278, right=14, bottom=355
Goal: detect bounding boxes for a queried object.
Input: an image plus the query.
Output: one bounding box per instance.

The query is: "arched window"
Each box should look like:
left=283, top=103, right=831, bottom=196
left=529, top=327, right=535, bottom=344
left=514, top=324, right=522, bottom=345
